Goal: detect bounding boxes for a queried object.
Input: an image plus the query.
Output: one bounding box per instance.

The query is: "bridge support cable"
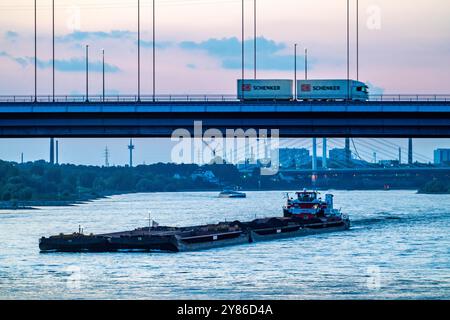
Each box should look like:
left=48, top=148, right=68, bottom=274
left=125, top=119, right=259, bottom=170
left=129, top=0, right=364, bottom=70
left=348, top=139, right=424, bottom=168
left=338, top=138, right=400, bottom=165
left=327, top=138, right=374, bottom=169
left=368, top=138, right=431, bottom=164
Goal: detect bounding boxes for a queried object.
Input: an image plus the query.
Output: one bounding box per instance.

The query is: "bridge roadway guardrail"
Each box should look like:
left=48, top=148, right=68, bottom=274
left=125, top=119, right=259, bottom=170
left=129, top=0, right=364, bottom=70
left=1, top=94, right=450, bottom=103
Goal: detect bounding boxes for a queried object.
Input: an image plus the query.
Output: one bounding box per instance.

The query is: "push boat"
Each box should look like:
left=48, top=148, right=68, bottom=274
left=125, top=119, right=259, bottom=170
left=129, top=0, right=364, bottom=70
left=39, top=190, right=350, bottom=253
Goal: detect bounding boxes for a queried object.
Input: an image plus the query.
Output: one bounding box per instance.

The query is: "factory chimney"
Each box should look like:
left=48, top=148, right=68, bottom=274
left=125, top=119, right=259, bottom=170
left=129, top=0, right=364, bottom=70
left=312, top=138, right=318, bottom=188
left=408, top=138, right=413, bottom=165
left=56, top=140, right=59, bottom=165
left=312, top=138, right=317, bottom=172
left=322, top=138, right=328, bottom=169
left=49, top=138, right=55, bottom=164
left=345, top=138, right=351, bottom=166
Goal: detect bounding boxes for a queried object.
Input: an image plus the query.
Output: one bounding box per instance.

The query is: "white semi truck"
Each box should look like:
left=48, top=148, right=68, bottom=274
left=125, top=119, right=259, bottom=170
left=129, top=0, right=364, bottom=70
left=237, top=79, right=369, bottom=101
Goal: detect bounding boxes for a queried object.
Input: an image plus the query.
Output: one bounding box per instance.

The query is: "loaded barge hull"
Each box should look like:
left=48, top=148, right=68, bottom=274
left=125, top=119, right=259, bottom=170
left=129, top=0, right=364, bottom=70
left=39, top=218, right=350, bottom=253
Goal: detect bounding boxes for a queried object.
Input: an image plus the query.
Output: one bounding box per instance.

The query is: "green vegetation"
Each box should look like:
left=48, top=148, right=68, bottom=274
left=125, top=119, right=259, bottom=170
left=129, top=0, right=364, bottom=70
left=0, top=160, right=242, bottom=203
left=1, top=159, right=449, bottom=208
left=418, top=179, right=450, bottom=194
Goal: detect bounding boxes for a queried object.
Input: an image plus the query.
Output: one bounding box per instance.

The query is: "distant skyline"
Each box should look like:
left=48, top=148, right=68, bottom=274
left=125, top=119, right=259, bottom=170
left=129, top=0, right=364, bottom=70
left=0, top=1, right=449, bottom=164
left=1, top=138, right=449, bottom=167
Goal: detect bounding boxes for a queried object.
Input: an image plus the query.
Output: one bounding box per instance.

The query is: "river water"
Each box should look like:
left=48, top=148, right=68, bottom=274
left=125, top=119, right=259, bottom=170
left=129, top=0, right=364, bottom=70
left=0, top=190, right=449, bottom=300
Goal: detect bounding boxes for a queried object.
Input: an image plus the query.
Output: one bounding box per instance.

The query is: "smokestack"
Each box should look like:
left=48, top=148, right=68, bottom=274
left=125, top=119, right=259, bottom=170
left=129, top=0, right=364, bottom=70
left=398, top=147, right=402, bottom=164
left=312, top=138, right=318, bottom=188
left=312, top=138, right=317, bottom=171
left=322, top=138, right=328, bottom=169
left=56, top=140, right=59, bottom=165
left=408, top=138, right=413, bottom=165
left=345, top=138, right=351, bottom=166
left=49, top=138, right=55, bottom=164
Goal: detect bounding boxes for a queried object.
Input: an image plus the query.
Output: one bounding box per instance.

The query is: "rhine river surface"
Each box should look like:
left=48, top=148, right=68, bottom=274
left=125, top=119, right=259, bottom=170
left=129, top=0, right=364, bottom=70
left=0, top=190, right=449, bottom=300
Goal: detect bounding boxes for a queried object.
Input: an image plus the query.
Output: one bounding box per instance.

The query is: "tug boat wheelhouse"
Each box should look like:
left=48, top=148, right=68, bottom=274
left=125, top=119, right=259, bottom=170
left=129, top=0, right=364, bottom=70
left=248, top=190, right=350, bottom=242
left=283, top=189, right=348, bottom=223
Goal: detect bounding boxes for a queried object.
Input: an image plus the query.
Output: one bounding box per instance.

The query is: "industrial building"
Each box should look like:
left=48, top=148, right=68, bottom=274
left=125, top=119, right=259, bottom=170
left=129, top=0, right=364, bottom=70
left=279, top=148, right=311, bottom=169
left=434, top=149, right=450, bottom=166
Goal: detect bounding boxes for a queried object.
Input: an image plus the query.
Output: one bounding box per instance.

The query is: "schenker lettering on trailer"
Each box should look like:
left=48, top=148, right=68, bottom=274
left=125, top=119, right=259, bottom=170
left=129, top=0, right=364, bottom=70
left=253, top=85, right=281, bottom=91
left=313, top=86, right=341, bottom=91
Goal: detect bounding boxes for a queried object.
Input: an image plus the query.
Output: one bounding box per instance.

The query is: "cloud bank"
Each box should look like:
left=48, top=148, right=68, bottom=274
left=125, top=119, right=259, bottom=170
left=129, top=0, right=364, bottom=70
left=0, top=51, right=120, bottom=73
left=180, top=37, right=302, bottom=71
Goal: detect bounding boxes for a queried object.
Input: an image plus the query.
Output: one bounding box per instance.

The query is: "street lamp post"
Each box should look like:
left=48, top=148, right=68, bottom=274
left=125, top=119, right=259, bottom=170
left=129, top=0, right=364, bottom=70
left=102, top=49, right=105, bottom=102
left=347, top=0, right=350, bottom=100
left=152, top=0, right=156, bottom=102
left=294, top=43, right=298, bottom=99
left=242, top=0, right=245, bottom=82
left=304, top=48, right=308, bottom=80
left=85, top=45, right=89, bottom=102
left=34, top=0, right=37, bottom=103
left=356, top=0, right=359, bottom=81
left=137, top=0, right=141, bottom=102
left=52, top=0, right=55, bottom=102
left=254, top=0, right=257, bottom=80
left=241, top=0, right=245, bottom=101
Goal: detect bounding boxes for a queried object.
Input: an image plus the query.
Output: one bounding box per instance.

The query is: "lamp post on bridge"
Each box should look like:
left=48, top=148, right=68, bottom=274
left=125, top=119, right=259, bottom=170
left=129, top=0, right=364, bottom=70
left=85, top=45, right=89, bottom=103
left=346, top=0, right=350, bottom=100
left=356, top=0, right=359, bottom=81
left=253, top=0, right=257, bottom=80
left=102, top=49, right=105, bottom=102
left=52, top=0, right=55, bottom=102
left=241, top=0, right=245, bottom=83
left=137, top=0, right=141, bottom=102
left=304, top=48, right=308, bottom=80
left=294, top=43, right=298, bottom=99
left=152, top=0, right=156, bottom=102
left=34, top=0, right=37, bottom=103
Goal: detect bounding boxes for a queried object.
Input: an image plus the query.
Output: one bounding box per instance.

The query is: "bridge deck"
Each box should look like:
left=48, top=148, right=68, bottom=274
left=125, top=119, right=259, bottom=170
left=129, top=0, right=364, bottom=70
left=1, top=101, right=450, bottom=113
left=1, top=101, right=450, bottom=138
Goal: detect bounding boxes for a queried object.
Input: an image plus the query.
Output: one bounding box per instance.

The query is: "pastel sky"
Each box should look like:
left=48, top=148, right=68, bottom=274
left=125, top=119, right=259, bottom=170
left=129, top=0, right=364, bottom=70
left=1, top=0, right=450, bottom=95
left=0, top=0, right=449, bottom=165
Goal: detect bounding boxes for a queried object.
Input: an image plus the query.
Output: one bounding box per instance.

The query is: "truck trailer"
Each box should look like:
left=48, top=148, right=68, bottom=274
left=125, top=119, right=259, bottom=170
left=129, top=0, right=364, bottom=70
left=297, top=79, right=369, bottom=101
left=237, top=79, right=294, bottom=101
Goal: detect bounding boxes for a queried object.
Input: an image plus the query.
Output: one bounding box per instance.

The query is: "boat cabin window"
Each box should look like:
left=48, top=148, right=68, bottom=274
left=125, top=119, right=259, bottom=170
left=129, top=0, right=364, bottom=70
left=297, top=192, right=317, bottom=202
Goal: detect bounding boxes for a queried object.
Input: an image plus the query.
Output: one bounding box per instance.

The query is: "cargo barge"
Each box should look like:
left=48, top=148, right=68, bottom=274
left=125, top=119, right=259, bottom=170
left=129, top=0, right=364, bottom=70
left=39, top=190, right=350, bottom=253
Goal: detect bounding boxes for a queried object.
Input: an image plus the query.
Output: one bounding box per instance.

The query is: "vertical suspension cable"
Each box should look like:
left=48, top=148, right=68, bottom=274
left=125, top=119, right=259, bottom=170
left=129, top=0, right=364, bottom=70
left=52, top=0, right=55, bottom=102
left=254, top=0, right=256, bottom=79
left=34, top=0, right=37, bottom=102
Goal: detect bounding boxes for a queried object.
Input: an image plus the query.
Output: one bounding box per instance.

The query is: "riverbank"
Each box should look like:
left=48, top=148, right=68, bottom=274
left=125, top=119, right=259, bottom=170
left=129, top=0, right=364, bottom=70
left=0, top=195, right=111, bottom=210
left=1, top=160, right=448, bottom=210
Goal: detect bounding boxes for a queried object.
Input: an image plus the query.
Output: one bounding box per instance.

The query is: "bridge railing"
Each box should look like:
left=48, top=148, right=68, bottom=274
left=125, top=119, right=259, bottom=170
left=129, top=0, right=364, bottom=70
left=369, top=94, right=450, bottom=102
left=0, top=94, right=450, bottom=103
left=0, top=94, right=239, bottom=103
